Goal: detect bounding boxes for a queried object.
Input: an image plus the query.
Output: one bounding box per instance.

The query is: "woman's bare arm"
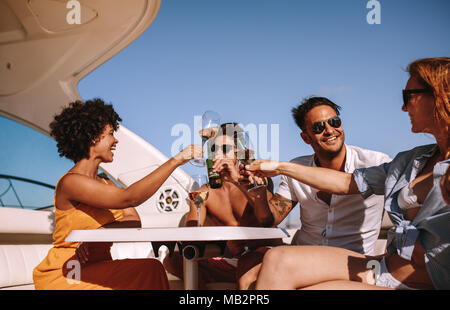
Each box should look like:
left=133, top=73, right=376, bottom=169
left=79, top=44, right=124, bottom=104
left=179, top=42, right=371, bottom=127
left=59, top=145, right=202, bottom=210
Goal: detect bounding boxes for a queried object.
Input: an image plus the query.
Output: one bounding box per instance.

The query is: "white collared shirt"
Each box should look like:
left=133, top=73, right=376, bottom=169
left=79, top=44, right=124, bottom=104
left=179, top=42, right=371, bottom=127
left=277, top=144, right=392, bottom=255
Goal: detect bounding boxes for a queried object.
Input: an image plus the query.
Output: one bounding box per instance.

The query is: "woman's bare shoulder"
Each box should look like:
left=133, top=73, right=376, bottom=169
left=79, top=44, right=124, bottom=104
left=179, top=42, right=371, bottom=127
left=54, top=173, right=85, bottom=210
left=58, top=172, right=89, bottom=189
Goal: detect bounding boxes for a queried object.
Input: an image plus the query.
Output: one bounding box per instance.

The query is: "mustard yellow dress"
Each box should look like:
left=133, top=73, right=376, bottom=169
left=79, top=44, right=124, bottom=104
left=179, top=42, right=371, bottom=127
left=33, top=176, right=169, bottom=290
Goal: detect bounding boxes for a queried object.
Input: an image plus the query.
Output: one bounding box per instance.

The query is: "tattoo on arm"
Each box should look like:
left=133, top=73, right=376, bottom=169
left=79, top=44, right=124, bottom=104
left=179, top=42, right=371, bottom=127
left=269, top=194, right=295, bottom=225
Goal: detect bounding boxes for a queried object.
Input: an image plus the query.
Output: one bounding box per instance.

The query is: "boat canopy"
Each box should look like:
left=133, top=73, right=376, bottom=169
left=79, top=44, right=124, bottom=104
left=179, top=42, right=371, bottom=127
left=0, top=0, right=192, bottom=227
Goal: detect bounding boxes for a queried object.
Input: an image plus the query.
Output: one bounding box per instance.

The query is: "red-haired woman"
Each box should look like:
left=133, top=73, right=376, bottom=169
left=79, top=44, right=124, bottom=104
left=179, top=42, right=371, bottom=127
left=247, top=58, right=449, bottom=290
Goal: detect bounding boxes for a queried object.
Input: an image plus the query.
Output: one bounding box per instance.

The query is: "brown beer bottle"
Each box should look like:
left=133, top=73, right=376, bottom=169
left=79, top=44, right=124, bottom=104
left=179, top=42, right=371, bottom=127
left=206, top=158, right=222, bottom=189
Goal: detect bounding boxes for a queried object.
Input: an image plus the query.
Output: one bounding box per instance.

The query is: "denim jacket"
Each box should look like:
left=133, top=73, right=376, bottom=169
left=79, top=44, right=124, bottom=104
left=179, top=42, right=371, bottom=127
left=353, top=144, right=450, bottom=289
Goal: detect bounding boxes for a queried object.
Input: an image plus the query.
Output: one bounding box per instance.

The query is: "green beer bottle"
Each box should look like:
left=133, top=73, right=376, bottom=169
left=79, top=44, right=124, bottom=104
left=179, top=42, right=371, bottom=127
left=206, top=158, right=222, bottom=189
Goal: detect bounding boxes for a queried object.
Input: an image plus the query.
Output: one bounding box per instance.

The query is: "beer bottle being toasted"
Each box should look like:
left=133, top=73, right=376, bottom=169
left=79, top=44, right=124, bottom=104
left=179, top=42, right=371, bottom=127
left=206, top=158, right=222, bottom=189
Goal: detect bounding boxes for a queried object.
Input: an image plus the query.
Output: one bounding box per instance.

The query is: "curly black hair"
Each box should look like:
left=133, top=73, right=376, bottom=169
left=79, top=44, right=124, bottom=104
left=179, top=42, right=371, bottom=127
left=291, top=96, right=342, bottom=131
left=49, top=98, right=122, bottom=163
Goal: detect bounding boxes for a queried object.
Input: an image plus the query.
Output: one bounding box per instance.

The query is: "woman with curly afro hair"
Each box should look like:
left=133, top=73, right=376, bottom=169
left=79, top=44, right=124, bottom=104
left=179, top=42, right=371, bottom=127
left=33, top=98, right=203, bottom=290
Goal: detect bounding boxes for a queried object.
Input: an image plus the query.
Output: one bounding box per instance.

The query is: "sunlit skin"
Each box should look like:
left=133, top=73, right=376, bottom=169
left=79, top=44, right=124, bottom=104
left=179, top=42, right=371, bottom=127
left=301, top=105, right=347, bottom=205
left=188, top=134, right=249, bottom=227
left=383, top=76, right=444, bottom=288
left=235, top=105, right=352, bottom=289
left=301, top=105, right=346, bottom=165
left=56, top=123, right=203, bottom=264
left=402, top=77, right=436, bottom=134
left=245, top=74, right=447, bottom=290
left=163, top=133, right=281, bottom=289
left=90, top=124, right=118, bottom=164
left=401, top=76, right=449, bottom=205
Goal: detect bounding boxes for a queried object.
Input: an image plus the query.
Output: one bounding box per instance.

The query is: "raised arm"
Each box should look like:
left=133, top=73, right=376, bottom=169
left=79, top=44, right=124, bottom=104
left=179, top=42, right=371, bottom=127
left=211, top=158, right=298, bottom=227
left=59, top=145, right=202, bottom=210
left=247, top=159, right=359, bottom=196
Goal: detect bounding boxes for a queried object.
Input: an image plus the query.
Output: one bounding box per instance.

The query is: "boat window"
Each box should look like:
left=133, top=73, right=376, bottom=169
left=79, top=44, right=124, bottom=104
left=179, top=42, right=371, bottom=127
left=0, top=116, right=72, bottom=210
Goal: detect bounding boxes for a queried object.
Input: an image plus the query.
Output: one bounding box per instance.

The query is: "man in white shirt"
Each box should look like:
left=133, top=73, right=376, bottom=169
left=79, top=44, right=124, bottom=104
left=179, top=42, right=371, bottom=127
left=237, top=96, right=391, bottom=289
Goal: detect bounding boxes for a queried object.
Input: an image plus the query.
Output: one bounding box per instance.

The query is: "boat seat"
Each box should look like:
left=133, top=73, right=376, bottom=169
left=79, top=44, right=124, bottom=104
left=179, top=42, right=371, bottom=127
left=0, top=209, right=394, bottom=290
left=0, top=208, right=181, bottom=290
left=0, top=208, right=54, bottom=290
left=0, top=244, right=52, bottom=290
left=0, top=241, right=173, bottom=290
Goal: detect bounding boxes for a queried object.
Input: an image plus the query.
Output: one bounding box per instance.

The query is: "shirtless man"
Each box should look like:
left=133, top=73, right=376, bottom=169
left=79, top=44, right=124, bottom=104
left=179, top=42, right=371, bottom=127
left=163, top=123, right=280, bottom=289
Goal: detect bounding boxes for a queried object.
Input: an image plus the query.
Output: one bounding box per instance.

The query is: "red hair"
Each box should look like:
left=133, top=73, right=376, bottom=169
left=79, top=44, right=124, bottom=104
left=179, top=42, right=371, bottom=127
left=407, top=57, right=450, bottom=132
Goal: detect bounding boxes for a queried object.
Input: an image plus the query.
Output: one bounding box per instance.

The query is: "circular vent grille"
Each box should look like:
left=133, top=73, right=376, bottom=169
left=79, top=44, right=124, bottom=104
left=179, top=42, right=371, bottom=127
left=157, top=188, right=180, bottom=213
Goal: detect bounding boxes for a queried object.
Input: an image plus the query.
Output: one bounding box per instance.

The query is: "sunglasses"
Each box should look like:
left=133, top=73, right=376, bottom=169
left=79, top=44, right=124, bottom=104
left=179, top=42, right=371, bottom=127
left=211, top=144, right=234, bottom=154
left=311, top=116, right=342, bottom=134
left=402, top=89, right=431, bottom=108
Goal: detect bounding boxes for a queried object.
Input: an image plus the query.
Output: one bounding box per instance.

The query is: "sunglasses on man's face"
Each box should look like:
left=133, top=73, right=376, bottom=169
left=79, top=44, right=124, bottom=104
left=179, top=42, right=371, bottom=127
left=211, top=144, right=234, bottom=154
left=402, top=89, right=431, bottom=108
left=311, top=116, right=342, bottom=134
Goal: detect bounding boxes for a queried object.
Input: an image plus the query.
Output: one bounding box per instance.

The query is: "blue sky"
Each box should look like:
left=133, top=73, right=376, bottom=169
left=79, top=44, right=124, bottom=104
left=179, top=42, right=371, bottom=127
left=1, top=0, right=449, bottom=216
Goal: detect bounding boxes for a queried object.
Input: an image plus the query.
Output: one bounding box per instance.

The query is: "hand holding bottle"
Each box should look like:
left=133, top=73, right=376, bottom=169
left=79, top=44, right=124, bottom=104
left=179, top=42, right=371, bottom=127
left=206, top=158, right=223, bottom=188
left=212, top=158, right=241, bottom=183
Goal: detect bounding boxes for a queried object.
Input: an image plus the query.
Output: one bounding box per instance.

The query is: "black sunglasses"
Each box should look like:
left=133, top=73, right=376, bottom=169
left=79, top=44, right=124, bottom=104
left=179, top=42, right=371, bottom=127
left=402, top=89, right=431, bottom=108
left=311, top=116, right=342, bottom=134
left=211, top=144, right=234, bottom=154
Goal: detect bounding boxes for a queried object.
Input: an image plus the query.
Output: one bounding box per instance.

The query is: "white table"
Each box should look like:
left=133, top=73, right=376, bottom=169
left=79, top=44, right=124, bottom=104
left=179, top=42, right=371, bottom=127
left=66, top=226, right=290, bottom=289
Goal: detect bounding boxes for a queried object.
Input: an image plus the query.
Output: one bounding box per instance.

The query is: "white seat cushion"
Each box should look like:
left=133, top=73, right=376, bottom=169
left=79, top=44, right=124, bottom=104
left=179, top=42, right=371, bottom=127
left=0, top=242, right=168, bottom=289
left=0, top=244, right=52, bottom=289
left=1, top=284, right=36, bottom=290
